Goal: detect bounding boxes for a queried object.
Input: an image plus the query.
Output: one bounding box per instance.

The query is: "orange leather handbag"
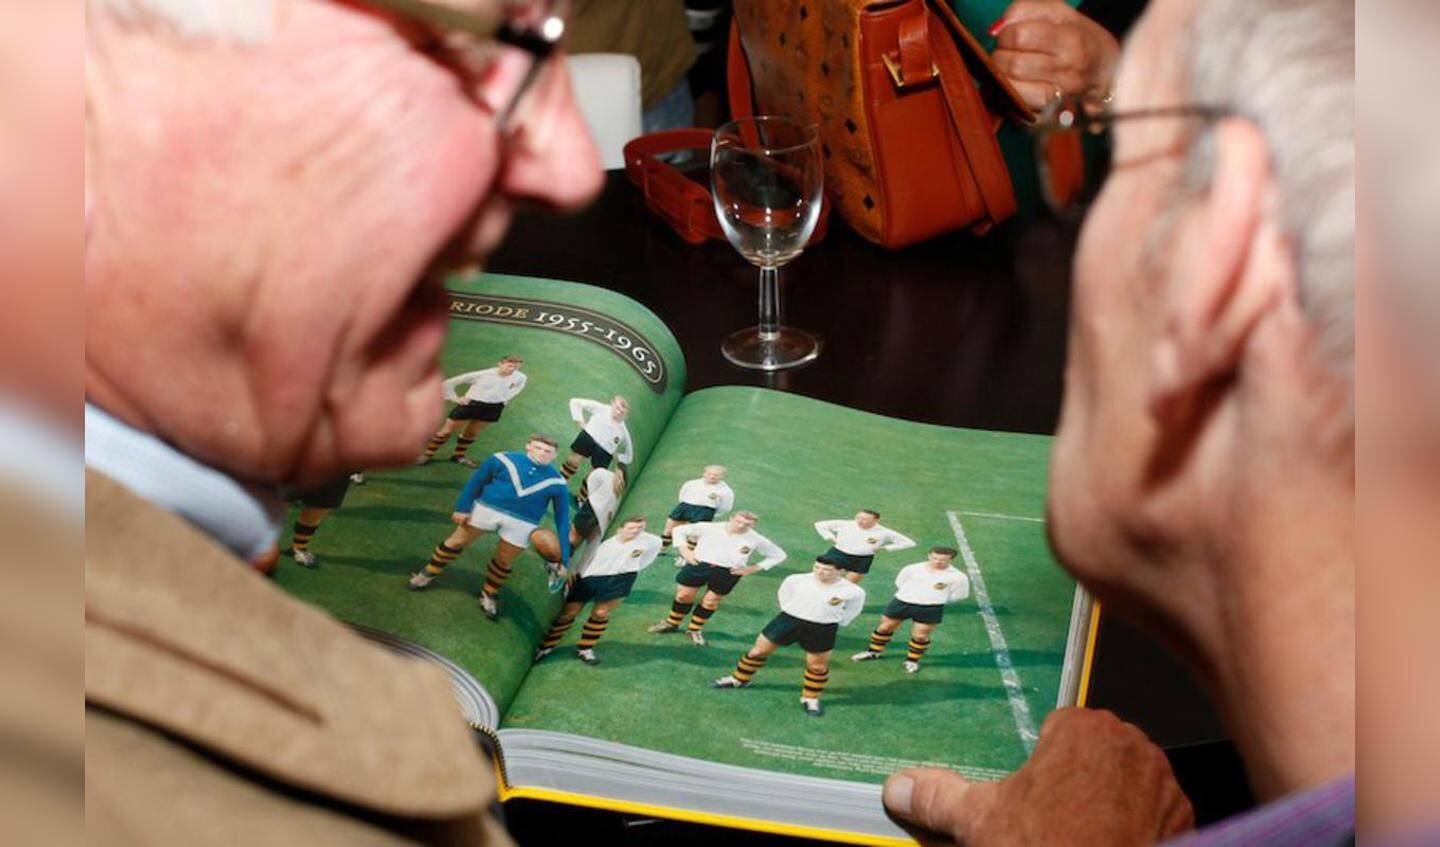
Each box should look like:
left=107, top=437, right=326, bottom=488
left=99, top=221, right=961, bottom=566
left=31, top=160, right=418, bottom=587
left=730, top=0, right=1038, bottom=247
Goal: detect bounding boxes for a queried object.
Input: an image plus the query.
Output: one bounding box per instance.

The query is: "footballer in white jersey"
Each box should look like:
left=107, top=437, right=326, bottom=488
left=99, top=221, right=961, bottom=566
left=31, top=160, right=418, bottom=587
left=535, top=517, right=661, bottom=666
left=851, top=547, right=968, bottom=674
left=282, top=472, right=359, bottom=569
left=570, top=465, right=626, bottom=555
left=647, top=511, right=786, bottom=646
left=813, top=509, right=917, bottom=583
left=562, top=395, right=633, bottom=480
left=711, top=557, right=864, bottom=717
left=662, top=465, right=734, bottom=550
left=418, top=355, right=526, bottom=468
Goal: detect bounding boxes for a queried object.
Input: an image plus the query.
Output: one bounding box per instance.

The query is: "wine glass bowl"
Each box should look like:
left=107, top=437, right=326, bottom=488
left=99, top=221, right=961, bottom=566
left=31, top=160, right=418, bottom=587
left=711, top=116, right=823, bottom=371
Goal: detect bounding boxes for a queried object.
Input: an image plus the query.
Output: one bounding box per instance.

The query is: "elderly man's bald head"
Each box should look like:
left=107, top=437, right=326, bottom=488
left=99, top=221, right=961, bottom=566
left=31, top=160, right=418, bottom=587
left=85, top=0, right=601, bottom=487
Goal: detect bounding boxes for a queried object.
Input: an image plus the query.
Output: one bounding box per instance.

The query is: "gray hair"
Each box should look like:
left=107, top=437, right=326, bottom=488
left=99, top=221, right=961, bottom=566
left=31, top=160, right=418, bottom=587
left=89, top=0, right=278, bottom=43
left=1364, top=1, right=1439, bottom=359
left=1181, top=0, right=1355, bottom=380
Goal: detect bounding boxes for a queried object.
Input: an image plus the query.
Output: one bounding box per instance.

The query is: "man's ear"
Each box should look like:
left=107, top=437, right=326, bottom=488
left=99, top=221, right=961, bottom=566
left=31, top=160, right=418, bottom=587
left=1149, top=118, right=1294, bottom=419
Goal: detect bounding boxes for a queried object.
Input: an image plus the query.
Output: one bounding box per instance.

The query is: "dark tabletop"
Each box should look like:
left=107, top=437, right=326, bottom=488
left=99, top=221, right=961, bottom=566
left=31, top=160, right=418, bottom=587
left=488, top=171, right=1255, bottom=844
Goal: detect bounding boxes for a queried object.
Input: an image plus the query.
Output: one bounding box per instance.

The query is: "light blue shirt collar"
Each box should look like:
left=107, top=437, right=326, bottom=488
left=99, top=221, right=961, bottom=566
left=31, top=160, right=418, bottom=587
left=0, top=399, right=82, bottom=518
left=85, top=403, right=285, bottom=561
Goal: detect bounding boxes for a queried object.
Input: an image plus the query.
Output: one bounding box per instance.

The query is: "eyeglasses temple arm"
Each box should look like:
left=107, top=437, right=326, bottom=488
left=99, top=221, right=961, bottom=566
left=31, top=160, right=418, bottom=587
left=357, top=0, right=502, bottom=39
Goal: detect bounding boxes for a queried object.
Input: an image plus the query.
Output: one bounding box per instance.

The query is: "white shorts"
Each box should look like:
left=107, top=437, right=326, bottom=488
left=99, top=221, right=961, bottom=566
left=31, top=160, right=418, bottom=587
left=468, top=502, right=538, bottom=549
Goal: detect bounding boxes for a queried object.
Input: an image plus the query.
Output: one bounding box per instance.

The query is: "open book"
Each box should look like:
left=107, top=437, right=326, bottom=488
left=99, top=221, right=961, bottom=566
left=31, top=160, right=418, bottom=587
left=275, top=273, right=1098, bottom=846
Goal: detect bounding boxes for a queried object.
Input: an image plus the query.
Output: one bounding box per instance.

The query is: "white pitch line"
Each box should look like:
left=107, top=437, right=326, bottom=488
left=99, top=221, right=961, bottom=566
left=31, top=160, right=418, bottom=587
left=955, top=510, right=1044, bottom=523
left=947, top=510, right=1039, bottom=754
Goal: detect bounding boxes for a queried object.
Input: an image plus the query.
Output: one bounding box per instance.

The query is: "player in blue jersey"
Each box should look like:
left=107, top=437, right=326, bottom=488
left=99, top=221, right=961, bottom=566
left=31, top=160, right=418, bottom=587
left=408, top=434, right=572, bottom=620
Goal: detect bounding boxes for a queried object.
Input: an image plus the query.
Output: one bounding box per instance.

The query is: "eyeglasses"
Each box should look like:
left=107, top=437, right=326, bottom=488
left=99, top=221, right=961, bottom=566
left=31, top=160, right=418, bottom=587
left=1036, top=94, right=1229, bottom=137
left=354, top=0, right=572, bottom=131
left=1031, top=94, right=1232, bottom=216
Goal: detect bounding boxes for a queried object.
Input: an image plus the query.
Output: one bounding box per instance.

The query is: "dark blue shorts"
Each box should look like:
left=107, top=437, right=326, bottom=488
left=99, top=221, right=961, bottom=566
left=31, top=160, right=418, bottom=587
left=294, top=475, right=353, bottom=510
left=761, top=612, right=839, bottom=653
left=667, top=503, right=717, bottom=523
left=568, top=572, right=638, bottom=604
left=570, top=431, right=614, bottom=469
left=822, top=547, right=875, bottom=574
left=676, top=563, right=742, bottom=595
left=883, top=599, right=944, bottom=624
left=449, top=401, right=504, bottom=422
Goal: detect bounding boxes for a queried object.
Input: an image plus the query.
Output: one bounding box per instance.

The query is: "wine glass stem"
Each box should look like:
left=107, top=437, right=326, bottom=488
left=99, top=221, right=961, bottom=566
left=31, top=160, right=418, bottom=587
left=758, top=265, right=781, bottom=340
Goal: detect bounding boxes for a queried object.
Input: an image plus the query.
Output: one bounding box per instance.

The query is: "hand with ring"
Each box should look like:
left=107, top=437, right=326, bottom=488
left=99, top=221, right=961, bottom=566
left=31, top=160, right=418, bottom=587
left=990, top=0, right=1121, bottom=112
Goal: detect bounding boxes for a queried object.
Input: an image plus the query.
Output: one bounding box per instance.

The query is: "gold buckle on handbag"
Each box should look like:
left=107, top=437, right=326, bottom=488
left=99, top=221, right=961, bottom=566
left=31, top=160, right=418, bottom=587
left=881, top=53, right=939, bottom=90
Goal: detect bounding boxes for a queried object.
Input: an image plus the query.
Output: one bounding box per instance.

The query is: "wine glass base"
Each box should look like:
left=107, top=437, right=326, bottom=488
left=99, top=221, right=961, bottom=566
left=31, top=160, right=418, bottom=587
left=722, top=327, right=821, bottom=371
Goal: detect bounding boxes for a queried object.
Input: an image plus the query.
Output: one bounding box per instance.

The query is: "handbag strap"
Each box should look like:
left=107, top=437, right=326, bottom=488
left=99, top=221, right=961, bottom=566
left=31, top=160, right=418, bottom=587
left=622, top=130, right=831, bottom=246
left=622, top=130, right=726, bottom=245
left=919, top=5, right=1019, bottom=230
left=727, top=18, right=755, bottom=122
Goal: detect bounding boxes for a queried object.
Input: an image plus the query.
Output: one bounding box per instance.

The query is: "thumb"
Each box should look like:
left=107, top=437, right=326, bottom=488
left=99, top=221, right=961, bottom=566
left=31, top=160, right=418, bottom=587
left=883, top=768, right=999, bottom=843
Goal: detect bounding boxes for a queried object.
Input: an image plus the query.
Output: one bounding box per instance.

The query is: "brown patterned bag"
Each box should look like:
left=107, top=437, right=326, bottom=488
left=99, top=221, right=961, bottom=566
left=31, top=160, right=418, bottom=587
left=729, top=0, right=1039, bottom=247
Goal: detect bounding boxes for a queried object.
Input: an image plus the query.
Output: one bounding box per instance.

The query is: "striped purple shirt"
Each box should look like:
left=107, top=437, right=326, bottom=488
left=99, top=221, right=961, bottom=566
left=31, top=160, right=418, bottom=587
left=1163, top=775, right=1354, bottom=847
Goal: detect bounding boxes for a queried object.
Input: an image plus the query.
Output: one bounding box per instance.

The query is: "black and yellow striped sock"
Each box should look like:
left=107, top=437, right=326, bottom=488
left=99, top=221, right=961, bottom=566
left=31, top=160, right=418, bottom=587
left=561, top=459, right=580, bottom=479
left=577, top=614, right=610, bottom=649
left=802, top=667, right=830, bottom=700
left=290, top=521, right=319, bottom=552
left=481, top=558, right=513, bottom=598
left=423, top=542, right=462, bottom=576
left=687, top=606, right=715, bottom=632
left=868, top=628, right=895, bottom=654
left=665, top=601, right=691, bottom=628
left=734, top=652, right=769, bottom=683
left=540, top=614, right=577, bottom=650
left=451, top=436, right=476, bottom=458
left=423, top=434, right=446, bottom=458
left=661, top=532, right=673, bottom=549
left=906, top=637, right=932, bottom=663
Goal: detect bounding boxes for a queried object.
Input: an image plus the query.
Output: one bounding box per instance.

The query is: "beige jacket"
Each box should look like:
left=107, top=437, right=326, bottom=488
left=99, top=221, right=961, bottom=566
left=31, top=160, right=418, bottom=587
left=86, top=471, right=511, bottom=846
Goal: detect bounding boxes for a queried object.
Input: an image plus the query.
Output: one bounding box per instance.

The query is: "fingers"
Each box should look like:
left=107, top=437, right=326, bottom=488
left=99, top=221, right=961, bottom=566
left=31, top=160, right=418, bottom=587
left=1161, top=787, right=1196, bottom=838
left=993, top=24, right=1089, bottom=101
left=993, top=49, right=1086, bottom=95
left=995, top=17, right=1064, bottom=53
left=993, top=48, right=1059, bottom=80
left=883, top=768, right=997, bottom=843
left=1009, top=80, right=1060, bottom=111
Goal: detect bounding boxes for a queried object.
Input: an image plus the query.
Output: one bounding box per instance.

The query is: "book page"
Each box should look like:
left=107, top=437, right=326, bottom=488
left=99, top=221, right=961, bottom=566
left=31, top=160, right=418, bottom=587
left=273, top=274, right=686, bottom=718
left=501, top=386, right=1075, bottom=782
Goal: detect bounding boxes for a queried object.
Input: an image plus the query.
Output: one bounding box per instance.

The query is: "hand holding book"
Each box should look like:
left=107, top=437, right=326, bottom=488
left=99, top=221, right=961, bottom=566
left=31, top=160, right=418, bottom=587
left=883, top=708, right=1192, bottom=845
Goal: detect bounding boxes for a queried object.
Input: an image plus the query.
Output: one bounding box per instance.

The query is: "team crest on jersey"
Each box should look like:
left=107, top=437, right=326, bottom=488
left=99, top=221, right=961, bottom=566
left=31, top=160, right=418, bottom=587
left=866, top=536, right=879, bottom=545
left=708, top=493, right=719, bottom=501
left=629, top=549, right=643, bottom=558
left=738, top=546, right=751, bottom=555
left=828, top=596, right=844, bottom=606
left=933, top=582, right=947, bottom=590
left=613, top=436, right=621, bottom=445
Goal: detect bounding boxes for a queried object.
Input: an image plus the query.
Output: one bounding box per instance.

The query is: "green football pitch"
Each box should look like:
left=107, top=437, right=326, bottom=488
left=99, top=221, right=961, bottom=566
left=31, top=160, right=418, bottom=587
left=501, top=388, right=1073, bottom=781
left=276, top=274, right=1077, bottom=783
left=274, top=274, right=686, bottom=707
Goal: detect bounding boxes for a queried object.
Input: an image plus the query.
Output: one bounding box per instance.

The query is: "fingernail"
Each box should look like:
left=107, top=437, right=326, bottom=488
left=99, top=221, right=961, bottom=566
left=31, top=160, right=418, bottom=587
left=988, top=17, right=1007, bottom=36
left=883, top=774, right=915, bottom=815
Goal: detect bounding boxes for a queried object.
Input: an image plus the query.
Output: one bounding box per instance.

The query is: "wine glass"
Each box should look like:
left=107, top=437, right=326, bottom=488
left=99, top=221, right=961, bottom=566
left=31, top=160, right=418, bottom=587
left=711, top=116, right=824, bottom=371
